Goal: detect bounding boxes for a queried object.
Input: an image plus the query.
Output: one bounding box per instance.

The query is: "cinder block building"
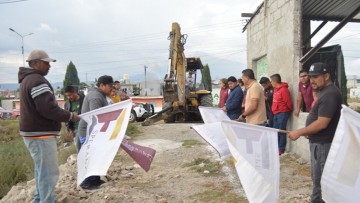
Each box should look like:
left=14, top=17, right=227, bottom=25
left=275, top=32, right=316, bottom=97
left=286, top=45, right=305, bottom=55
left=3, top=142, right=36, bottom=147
left=242, top=0, right=360, bottom=161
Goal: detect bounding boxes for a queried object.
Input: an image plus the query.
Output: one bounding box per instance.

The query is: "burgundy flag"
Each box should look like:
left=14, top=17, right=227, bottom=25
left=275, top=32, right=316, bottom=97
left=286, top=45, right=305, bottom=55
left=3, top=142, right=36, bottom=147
left=120, top=140, right=156, bottom=172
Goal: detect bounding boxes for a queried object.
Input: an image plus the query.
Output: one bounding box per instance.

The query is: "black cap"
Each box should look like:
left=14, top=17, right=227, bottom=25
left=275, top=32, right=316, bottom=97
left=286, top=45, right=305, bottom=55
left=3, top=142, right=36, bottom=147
left=97, top=75, right=114, bottom=85
left=308, top=63, right=329, bottom=76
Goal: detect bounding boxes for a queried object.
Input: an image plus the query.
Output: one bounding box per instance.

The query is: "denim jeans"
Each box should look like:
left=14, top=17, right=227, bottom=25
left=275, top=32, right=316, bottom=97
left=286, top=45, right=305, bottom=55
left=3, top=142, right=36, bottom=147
left=310, top=142, right=331, bottom=203
left=273, top=112, right=290, bottom=151
left=24, top=137, right=59, bottom=203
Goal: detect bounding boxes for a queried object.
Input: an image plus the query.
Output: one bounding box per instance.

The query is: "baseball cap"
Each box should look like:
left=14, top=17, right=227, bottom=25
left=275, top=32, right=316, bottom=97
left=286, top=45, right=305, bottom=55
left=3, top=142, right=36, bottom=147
left=26, top=50, right=56, bottom=62
left=97, top=75, right=114, bottom=85
left=308, top=62, right=329, bottom=76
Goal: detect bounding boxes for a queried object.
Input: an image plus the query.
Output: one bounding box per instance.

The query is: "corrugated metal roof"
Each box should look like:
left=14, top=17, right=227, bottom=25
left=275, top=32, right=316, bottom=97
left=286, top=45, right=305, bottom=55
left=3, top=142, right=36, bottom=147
left=303, top=0, right=360, bottom=22
left=243, top=0, right=360, bottom=32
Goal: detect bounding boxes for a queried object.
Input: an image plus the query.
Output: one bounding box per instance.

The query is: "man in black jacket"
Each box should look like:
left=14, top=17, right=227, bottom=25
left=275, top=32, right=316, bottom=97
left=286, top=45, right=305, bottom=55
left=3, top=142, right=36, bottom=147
left=64, top=85, right=84, bottom=151
left=19, top=49, right=80, bottom=203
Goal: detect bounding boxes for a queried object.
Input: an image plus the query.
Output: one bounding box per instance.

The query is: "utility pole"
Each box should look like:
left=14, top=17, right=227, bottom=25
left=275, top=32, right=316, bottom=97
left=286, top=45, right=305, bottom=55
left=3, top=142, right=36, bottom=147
left=9, top=28, right=34, bottom=67
left=144, top=65, right=148, bottom=96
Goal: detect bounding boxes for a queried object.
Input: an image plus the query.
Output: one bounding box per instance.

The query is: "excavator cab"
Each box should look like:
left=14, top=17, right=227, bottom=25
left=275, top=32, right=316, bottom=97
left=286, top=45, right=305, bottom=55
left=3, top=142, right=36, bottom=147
left=142, top=22, right=213, bottom=126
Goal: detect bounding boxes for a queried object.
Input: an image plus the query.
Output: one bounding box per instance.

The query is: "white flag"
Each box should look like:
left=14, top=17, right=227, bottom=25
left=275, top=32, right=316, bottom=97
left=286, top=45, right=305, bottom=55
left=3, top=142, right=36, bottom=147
left=198, top=106, right=230, bottom=123
left=322, top=105, right=360, bottom=203
left=193, top=106, right=231, bottom=159
left=221, top=120, right=280, bottom=203
left=77, top=100, right=132, bottom=186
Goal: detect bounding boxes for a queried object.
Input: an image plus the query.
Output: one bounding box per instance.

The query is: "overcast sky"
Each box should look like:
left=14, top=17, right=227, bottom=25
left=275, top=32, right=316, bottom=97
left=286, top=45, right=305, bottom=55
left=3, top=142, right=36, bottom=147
left=1, top=0, right=359, bottom=85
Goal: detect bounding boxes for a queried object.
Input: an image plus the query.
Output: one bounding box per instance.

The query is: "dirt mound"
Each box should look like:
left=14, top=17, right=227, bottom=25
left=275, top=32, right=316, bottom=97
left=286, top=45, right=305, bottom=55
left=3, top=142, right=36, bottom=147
left=1, top=123, right=312, bottom=203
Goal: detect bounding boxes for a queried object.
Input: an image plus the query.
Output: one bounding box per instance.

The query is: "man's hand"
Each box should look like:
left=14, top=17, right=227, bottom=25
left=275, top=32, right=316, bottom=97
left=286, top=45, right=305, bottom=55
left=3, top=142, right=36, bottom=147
left=236, top=114, right=246, bottom=122
left=222, top=106, right=227, bottom=112
left=294, top=109, right=300, bottom=117
left=71, top=112, right=81, bottom=122
left=288, top=131, right=302, bottom=141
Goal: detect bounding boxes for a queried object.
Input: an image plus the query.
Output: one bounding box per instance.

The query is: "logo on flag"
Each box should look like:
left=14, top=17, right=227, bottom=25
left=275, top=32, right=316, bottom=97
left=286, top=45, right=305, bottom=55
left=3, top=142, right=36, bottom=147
left=77, top=100, right=132, bottom=185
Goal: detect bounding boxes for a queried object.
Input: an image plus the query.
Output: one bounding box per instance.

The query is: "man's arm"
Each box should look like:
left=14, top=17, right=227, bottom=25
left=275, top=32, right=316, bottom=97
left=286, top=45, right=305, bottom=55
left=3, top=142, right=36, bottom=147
left=243, top=98, right=258, bottom=116
left=294, top=92, right=302, bottom=117
left=288, top=116, right=331, bottom=140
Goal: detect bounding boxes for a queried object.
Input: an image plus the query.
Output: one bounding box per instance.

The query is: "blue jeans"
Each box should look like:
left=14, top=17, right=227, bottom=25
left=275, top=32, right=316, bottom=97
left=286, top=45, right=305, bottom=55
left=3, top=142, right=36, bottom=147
left=24, top=137, right=59, bottom=203
left=310, top=142, right=331, bottom=203
left=273, top=112, right=290, bottom=151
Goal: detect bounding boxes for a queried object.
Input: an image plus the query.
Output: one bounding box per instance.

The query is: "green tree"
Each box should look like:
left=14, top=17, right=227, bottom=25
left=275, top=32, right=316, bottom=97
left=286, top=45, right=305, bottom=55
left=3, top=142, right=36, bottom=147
left=63, top=61, right=80, bottom=90
left=202, top=64, right=212, bottom=91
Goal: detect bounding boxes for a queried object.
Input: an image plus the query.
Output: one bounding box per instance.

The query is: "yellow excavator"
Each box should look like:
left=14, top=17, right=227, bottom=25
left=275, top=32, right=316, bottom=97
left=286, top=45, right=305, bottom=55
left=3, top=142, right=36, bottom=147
left=142, top=22, right=213, bottom=126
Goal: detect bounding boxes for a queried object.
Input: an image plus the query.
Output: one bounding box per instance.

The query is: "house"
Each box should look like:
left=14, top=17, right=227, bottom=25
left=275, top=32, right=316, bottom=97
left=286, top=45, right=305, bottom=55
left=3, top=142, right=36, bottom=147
left=242, top=0, right=360, bottom=161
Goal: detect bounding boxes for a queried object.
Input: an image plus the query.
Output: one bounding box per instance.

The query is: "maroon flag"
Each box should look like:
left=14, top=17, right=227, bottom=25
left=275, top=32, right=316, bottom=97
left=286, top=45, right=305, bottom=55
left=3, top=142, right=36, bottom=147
left=120, top=140, right=156, bottom=172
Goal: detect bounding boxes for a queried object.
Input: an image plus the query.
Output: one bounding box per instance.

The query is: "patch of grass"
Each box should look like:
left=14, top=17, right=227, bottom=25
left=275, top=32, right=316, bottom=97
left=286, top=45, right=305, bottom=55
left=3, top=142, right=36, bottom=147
left=190, top=181, right=247, bottom=203
left=0, top=120, right=20, bottom=142
left=0, top=138, right=33, bottom=199
left=58, top=144, right=77, bottom=165
left=126, top=123, right=142, bottom=139
left=182, top=139, right=204, bottom=148
left=183, top=158, right=223, bottom=176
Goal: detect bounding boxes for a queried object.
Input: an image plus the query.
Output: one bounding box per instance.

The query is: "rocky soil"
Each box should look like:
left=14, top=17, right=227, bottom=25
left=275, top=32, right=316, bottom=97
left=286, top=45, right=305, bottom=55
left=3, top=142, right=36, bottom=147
left=1, top=123, right=312, bottom=203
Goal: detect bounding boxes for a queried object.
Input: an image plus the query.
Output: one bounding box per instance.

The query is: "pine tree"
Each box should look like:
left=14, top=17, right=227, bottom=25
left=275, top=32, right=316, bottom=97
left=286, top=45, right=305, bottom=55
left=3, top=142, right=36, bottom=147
left=202, top=64, right=212, bottom=91
left=63, top=61, right=80, bottom=91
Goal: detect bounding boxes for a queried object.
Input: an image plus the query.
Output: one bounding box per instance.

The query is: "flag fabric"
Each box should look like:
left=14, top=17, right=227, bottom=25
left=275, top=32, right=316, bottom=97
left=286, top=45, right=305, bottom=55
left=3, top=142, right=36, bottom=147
left=193, top=106, right=231, bottom=159
left=322, top=105, right=360, bottom=203
left=192, top=122, right=231, bottom=159
left=120, top=139, right=156, bottom=172
left=221, top=120, right=280, bottom=203
left=198, top=106, right=230, bottom=123
left=77, top=100, right=131, bottom=186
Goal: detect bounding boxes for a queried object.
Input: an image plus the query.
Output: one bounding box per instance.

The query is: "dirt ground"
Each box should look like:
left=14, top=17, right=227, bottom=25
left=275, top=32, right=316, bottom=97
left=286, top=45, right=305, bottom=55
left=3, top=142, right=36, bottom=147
left=1, top=122, right=312, bottom=203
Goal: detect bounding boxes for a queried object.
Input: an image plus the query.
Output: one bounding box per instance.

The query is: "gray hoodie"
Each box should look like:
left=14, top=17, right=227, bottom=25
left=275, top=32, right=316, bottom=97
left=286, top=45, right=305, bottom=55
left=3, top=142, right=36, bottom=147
left=77, top=88, right=108, bottom=136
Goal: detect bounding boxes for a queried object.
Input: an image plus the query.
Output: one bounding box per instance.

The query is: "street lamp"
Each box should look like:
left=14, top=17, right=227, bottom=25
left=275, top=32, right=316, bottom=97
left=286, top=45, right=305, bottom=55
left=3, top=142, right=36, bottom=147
left=144, top=65, right=148, bottom=96
left=9, top=28, right=34, bottom=67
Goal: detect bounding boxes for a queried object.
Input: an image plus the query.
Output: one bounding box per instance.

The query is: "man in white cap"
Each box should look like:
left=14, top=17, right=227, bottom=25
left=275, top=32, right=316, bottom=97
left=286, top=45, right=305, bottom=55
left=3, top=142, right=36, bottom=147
left=18, top=49, right=80, bottom=203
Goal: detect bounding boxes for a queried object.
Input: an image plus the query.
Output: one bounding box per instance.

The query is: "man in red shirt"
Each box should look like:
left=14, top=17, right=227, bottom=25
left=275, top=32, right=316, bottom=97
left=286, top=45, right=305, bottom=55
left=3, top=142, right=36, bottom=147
left=270, top=74, right=293, bottom=155
left=295, top=70, right=314, bottom=116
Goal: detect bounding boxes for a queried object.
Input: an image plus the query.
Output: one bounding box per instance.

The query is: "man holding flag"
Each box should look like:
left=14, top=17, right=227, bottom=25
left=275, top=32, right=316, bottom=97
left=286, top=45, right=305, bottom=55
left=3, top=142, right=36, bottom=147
left=77, top=75, right=114, bottom=190
left=288, top=62, right=342, bottom=203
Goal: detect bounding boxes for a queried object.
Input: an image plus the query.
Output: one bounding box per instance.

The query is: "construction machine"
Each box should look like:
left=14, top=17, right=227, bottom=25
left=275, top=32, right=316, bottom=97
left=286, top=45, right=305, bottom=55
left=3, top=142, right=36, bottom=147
left=142, top=22, right=213, bottom=126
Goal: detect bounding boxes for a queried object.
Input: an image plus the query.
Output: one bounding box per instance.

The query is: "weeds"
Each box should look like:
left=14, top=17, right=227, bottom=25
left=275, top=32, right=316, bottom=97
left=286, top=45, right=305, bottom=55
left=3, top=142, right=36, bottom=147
left=190, top=181, right=247, bottom=202
left=182, top=139, right=204, bottom=148
left=0, top=120, right=20, bottom=142
left=126, top=123, right=142, bottom=139
left=0, top=138, right=33, bottom=199
left=183, top=158, right=222, bottom=176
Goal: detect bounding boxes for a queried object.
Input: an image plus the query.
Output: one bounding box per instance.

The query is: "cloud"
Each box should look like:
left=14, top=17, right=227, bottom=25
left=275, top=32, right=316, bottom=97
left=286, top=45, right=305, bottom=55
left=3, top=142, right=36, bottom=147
left=39, top=23, right=57, bottom=33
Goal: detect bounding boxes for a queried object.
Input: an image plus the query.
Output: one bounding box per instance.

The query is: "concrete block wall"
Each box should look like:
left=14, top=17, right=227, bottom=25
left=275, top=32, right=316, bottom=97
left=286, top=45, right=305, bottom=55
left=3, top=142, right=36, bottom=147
left=246, top=0, right=309, bottom=162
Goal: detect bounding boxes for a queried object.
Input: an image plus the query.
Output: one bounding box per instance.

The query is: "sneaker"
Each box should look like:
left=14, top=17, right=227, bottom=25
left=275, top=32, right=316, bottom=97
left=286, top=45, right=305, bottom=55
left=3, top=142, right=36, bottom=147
left=279, top=150, right=285, bottom=155
left=92, top=179, right=106, bottom=187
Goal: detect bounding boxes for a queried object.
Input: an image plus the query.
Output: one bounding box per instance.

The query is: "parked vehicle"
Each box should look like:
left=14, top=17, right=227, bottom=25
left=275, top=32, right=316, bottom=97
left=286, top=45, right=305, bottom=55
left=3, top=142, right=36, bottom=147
left=129, top=102, right=154, bottom=122
left=0, top=107, right=12, bottom=120
left=12, top=109, right=20, bottom=120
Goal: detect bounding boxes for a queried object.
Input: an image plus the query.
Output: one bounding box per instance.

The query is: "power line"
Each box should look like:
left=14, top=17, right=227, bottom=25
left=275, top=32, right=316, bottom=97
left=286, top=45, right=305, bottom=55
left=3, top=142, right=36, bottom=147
left=0, top=0, right=27, bottom=4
